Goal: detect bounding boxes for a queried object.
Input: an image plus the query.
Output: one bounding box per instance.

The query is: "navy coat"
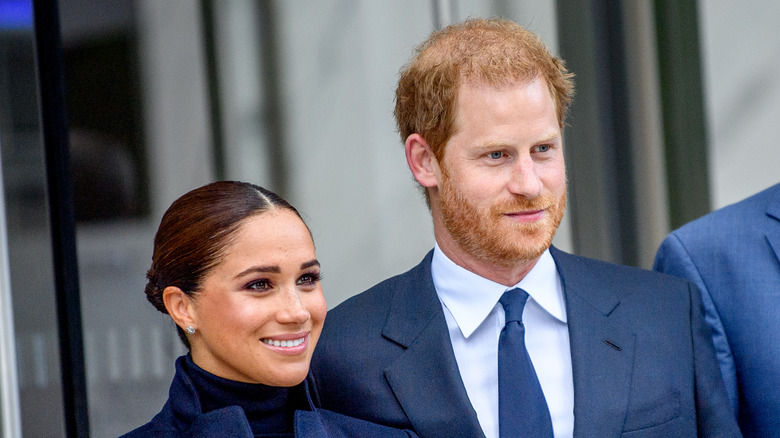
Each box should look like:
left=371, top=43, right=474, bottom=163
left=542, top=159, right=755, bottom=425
left=121, top=356, right=416, bottom=437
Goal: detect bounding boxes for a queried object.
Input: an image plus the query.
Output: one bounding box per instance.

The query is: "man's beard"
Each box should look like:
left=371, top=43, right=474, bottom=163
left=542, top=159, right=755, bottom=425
left=438, top=171, right=566, bottom=268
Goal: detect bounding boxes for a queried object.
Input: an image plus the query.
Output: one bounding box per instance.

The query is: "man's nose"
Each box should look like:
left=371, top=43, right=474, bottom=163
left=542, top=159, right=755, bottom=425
left=507, top=154, right=542, bottom=198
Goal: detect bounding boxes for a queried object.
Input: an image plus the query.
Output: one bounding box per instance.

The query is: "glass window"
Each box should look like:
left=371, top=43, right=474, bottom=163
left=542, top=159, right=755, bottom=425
left=0, top=0, right=64, bottom=434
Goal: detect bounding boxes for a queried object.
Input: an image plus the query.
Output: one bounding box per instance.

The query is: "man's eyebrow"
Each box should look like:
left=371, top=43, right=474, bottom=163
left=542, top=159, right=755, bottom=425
left=536, top=132, right=561, bottom=143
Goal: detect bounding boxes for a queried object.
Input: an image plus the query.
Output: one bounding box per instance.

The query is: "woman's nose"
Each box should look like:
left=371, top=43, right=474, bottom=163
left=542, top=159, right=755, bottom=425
left=277, top=289, right=310, bottom=324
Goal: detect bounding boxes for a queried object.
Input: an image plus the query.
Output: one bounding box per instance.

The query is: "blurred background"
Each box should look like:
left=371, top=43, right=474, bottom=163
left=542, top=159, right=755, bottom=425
left=0, top=0, right=778, bottom=436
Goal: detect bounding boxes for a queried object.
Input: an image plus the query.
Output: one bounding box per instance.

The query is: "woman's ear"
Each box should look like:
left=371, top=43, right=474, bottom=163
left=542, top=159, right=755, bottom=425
left=163, top=286, right=195, bottom=331
left=405, top=133, right=441, bottom=188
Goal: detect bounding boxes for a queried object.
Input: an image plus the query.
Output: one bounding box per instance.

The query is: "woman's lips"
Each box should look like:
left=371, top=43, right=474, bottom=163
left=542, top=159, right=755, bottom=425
left=260, top=332, right=309, bottom=354
left=261, top=337, right=305, bottom=348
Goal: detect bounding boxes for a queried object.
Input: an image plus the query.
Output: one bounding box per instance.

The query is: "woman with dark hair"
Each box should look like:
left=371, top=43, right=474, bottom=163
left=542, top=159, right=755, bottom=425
left=122, top=181, right=413, bottom=437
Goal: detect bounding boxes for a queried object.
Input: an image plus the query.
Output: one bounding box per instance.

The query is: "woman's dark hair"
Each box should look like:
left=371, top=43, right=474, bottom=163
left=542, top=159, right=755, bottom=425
left=145, top=181, right=304, bottom=348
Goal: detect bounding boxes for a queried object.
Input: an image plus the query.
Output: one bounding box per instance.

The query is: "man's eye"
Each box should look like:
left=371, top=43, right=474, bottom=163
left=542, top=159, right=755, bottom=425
left=489, top=151, right=503, bottom=159
left=537, top=144, right=550, bottom=152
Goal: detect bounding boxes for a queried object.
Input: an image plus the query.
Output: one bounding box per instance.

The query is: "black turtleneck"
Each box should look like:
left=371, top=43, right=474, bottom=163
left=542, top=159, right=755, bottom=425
left=183, top=354, right=309, bottom=437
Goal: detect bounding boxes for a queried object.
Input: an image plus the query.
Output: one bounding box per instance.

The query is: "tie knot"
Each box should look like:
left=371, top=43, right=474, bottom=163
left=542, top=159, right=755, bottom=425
left=499, top=288, right=530, bottom=323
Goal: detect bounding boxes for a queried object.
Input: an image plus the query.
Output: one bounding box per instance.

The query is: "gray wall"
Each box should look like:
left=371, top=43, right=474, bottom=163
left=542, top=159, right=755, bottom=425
left=699, top=0, right=780, bottom=208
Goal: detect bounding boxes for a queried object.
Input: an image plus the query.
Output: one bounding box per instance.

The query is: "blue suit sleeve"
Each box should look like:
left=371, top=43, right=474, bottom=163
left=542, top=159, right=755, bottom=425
left=654, top=233, right=739, bottom=414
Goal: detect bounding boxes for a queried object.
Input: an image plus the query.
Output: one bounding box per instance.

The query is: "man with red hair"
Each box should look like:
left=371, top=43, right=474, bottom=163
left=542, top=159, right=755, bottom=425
left=312, top=18, right=739, bottom=438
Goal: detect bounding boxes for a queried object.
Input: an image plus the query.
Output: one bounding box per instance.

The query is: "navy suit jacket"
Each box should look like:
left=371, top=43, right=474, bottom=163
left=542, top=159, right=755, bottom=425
left=654, top=183, right=780, bottom=437
left=312, top=247, right=740, bottom=437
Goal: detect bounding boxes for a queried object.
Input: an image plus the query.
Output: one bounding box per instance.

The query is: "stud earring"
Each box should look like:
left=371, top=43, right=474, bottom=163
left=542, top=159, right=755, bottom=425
left=185, top=326, right=196, bottom=335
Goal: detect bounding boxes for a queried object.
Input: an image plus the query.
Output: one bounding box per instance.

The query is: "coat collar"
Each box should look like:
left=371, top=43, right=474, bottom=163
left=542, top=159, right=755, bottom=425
left=381, top=250, right=485, bottom=438
left=164, top=355, right=317, bottom=437
left=549, top=247, right=636, bottom=437
left=165, top=356, right=254, bottom=437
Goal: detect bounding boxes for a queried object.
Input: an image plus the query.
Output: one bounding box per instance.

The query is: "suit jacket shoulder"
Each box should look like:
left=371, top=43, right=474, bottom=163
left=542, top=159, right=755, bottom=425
left=311, top=251, right=484, bottom=437
left=667, top=182, right=780, bottom=246
left=655, top=183, right=780, bottom=436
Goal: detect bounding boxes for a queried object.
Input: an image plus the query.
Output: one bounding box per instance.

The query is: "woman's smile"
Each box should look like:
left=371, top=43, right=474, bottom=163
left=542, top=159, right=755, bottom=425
left=260, top=332, right=310, bottom=355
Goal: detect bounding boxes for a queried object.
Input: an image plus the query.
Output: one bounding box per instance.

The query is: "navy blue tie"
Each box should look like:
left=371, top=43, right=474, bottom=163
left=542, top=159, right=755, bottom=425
left=498, top=288, right=554, bottom=438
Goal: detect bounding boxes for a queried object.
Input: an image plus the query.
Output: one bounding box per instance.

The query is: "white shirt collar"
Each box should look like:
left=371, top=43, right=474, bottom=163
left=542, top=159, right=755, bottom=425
left=432, top=244, right=566, bottom=338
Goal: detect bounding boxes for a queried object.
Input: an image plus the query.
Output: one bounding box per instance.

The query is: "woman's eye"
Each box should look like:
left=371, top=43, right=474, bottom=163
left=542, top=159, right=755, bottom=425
left=488, top=151, right=504, bottom=159
left=297, top=272, right=321, bottom=286
left=246, top=279, right=271, bottom=291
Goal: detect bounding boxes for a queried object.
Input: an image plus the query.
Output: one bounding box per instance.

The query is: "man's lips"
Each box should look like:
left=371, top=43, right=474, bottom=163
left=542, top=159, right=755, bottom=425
left=504, top=209, right=545, bottom=222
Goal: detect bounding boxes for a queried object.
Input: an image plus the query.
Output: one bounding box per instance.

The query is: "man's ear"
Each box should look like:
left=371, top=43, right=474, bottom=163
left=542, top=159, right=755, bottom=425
left=405, top=133, right=440, bottom=188
left=163, top=286, right=196, bottom=331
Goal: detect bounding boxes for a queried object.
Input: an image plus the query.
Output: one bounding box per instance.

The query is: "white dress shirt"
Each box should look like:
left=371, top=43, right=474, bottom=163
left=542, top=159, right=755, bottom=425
left=432, top=244, right=574, bottom=438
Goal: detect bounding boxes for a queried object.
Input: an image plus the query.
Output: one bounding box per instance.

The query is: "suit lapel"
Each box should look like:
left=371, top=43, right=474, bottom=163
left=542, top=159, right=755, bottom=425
left=764, top=185, right=780, bottom=266
left=551, top=248, right=636, bottom=437
left=382, top=251, right=485, bottom=438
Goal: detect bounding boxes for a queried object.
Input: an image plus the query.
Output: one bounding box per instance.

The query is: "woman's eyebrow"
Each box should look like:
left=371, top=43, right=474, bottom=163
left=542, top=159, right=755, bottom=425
left=234, top=260, right=319, bottom=279
left=234, top=265, right=280, bottom=279
left=301, top=259, right=320, bottom=270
